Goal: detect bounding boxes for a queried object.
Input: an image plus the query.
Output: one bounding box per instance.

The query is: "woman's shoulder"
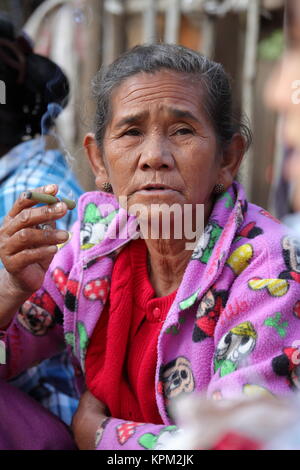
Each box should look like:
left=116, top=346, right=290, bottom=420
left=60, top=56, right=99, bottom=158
left=244, top=201, right=293, bottom=241
left=233, top=201, right=300, bottom=279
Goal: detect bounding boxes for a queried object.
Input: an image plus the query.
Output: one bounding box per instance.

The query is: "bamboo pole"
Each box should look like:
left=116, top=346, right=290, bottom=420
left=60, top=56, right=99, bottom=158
left=164, top=0, right=181, bottom=44
left=240, top=0, right=260, bottom=199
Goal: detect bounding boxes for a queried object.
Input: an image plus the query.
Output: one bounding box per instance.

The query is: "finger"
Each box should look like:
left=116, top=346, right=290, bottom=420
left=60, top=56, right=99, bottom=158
left=36, top=223, right=56, bottom=231
left=5, top=202, right=68, bottom=237
left=3, top=245, right=58, bottom=273
left=7, top=184, right=59, bottom=219
left=6, top=227, right=69, bottom=256
left=38, top=252, right=59, bottom=272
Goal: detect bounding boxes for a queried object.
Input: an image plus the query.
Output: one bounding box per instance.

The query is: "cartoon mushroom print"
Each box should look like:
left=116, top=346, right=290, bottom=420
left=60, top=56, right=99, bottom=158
left=83, top=278, right=109, bottom=304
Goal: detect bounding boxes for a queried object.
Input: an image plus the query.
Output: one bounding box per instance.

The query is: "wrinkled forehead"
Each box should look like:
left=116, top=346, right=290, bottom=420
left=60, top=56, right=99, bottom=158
left=109, top=70, right=206, bottom=115
left=104, top=70, right=211, bottom=136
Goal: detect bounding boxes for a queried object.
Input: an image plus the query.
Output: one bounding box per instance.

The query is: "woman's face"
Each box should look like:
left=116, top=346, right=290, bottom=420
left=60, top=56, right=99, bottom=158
left=87, top=70, right=243, bottom=227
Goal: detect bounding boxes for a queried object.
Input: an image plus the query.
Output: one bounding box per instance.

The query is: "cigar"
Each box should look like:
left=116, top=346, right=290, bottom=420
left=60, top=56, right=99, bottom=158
left=25, top=191, right=76, bottom=210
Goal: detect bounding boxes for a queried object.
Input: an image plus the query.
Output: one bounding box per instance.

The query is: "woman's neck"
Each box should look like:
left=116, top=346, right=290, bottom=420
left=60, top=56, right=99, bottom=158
left=144, top=237, right=193, bottom=297
left=138, top=199, right=213, bottom=297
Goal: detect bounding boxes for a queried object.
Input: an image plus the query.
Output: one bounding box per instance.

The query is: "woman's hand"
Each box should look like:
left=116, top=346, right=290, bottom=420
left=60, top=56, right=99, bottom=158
left=72, top=390, right=108, bottom=450
left=0, top=184, right=69, bottom=327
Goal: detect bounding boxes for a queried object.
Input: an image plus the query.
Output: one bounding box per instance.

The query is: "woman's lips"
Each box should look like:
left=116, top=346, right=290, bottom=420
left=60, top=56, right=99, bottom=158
left=136, top=188, right=178, bottom=195
left=128, top=184, right=181, bottom=198
left=135, top=183, right=179, bottom=193
left=134, top=186, right=179, bottom=196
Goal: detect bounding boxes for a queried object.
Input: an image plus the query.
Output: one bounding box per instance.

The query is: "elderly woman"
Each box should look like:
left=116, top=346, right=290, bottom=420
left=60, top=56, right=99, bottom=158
left=1, top=44, right=300, bottom=451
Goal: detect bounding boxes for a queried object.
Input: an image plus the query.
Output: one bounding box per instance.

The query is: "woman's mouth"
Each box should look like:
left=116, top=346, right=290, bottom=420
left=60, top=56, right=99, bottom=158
left=137, top=184, right=178, bottom=193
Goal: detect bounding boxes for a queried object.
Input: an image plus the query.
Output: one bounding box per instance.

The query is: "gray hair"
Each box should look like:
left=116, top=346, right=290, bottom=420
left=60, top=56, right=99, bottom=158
left=92, top=43, right=252, bottom=151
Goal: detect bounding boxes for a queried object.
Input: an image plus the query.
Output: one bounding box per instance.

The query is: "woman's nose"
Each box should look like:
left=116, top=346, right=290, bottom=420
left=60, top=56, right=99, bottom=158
left=138, top=136, right=175, bottom=171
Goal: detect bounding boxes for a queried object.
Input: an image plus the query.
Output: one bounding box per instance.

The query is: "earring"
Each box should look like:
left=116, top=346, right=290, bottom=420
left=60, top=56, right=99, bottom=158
left=214, top=183, right=225, bottom=194
left=102, top=182, right=113, bottom=193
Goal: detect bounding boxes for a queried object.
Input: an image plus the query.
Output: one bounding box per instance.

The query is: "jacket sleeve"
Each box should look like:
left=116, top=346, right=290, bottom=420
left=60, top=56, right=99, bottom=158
left=0, top=312, right=64, bottom=380
left=95, top=418, right=180, bottom=450
left=0, top=222, right=79, bottom=380
left=207, top=238, right=300, bottom=399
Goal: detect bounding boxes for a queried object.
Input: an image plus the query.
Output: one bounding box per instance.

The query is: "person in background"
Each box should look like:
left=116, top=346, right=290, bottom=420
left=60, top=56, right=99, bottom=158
left=0, top=14, right=83, bottom=427
left=265, top=0, right=300, bottom=232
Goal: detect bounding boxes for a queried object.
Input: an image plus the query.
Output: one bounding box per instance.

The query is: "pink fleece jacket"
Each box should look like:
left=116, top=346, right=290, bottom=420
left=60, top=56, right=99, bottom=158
left=1, top=181, right=300, bottom=450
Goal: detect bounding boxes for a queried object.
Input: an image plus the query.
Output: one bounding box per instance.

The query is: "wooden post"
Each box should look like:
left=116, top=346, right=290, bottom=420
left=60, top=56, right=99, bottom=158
left=201, top=13, right=216, bottom=58
left=144, top=0, right=156, bottom=43
left=240, top=0, right=260, bottom=199
left=164, top=0, right=181, bottom=44
left=76, top=0, right=104, bottom=191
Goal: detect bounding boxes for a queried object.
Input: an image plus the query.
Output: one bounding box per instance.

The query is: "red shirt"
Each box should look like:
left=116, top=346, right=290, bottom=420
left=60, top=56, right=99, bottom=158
left=85, top=238, right=177, bottom=424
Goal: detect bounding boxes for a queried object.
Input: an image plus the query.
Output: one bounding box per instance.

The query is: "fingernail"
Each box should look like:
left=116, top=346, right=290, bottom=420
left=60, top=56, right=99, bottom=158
left=48, top=245, right=58, bottom=253
left=45, top=184, right=56, bottom=193
left=56, top=231, right=69, bottom=241
left=54, top=202, right=64, bottom=212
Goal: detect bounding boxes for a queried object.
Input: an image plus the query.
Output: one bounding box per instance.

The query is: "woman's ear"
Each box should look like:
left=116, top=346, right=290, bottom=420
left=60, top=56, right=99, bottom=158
left=84, top=133, right=109, bottom=190
left=218, top=134, right=246, bottom=189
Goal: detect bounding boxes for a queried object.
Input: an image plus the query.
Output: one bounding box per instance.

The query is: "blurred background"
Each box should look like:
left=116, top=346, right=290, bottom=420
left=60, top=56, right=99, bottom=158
left=0, top=0, right=287, bottom=209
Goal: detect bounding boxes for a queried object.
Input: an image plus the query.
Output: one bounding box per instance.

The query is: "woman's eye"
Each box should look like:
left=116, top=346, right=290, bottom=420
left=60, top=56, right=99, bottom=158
left=123, top=129, right=141, bottom=136
left=174, top=128, right=193, bottom=135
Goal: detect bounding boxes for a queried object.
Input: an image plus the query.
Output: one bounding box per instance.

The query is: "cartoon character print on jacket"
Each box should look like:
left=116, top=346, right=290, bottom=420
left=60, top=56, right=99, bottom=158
left=159, top=356, right=195, bottom=405
left=191, top=221, right=223, bottom=264
left=279, top=236, right=300, bottom=283
left=259, top=209, right=281, bottom=224
left=248, top=278, right=289, bottom=297
left=272, top=347, right=300, bottom=390
left=95, top=417, right=111, bottom=448
left=80, top=202, right=118, bottom=250
left=116, top=422, right=144, bottom=445
left=235, top=222, right=263, bottom=241
left=52, top=268, right=79, bottom=312
left=243, top=384, right=274, bottom=398
left=18, top=291, right=63, bottom=336
left=232, top=199, right=262, bottom=243
left=65, top=321, right=89, bottom=370
left=293, top=300, right=300, bottom=319
left=192, top=288, right=228, bottom=342
left=138, top=425, right=179, bottom=450
left=226, top=244, right=253, bottom=276
left=214, top=321, right=257, bottom=377
left=264, top=312, right=289, bottom=338
left=235, top=199, right=244, bottom=229
left=83, top=277, right=110, bottom=305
